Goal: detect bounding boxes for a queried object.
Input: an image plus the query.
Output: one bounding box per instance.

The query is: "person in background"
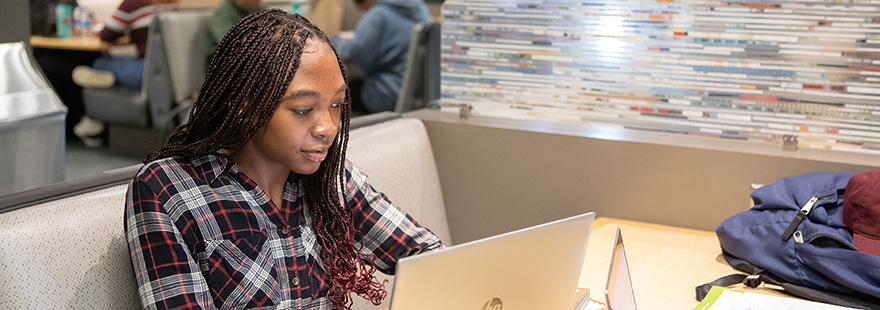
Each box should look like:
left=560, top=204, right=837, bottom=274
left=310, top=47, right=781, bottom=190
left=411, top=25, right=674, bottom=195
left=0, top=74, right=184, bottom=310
left=73, top=0, right=179, bottom=90
left=125, top=10, right=442, bottom=309
left=209, top=0, right=266, bottom=48
left=70, top=0, right=178, bottom=147
left=333, top=0, right=430, bottom=113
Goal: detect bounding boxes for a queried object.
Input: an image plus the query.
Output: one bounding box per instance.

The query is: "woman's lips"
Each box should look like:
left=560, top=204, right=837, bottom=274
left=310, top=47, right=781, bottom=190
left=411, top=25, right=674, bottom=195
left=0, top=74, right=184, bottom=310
left=302, top=149, right=328, bottom=162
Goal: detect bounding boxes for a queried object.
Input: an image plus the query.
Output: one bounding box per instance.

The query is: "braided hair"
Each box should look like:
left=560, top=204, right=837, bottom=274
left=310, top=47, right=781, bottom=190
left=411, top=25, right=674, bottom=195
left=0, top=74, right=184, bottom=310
left=146, top=9, right=385, bottom=309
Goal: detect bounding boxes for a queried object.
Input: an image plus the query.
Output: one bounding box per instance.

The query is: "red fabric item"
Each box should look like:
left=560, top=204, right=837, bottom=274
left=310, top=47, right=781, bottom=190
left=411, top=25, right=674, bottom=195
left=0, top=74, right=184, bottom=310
left=843, top=170, right=880, bottom=256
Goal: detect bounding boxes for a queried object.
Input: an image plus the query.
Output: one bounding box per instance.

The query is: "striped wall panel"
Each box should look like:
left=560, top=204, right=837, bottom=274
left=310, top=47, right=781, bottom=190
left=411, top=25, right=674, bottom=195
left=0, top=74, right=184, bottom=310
left=440, top=0, right=880, bottom=154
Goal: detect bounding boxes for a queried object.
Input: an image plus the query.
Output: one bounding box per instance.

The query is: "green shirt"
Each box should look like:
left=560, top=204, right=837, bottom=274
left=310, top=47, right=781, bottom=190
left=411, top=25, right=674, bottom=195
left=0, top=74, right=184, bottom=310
left=210, top=0, right=266, bottom=46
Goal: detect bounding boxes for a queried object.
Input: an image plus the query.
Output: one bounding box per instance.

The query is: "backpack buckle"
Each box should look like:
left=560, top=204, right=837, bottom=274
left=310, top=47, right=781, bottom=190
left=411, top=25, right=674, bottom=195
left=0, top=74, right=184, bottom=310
left=743, top=274, right=762, bottom=288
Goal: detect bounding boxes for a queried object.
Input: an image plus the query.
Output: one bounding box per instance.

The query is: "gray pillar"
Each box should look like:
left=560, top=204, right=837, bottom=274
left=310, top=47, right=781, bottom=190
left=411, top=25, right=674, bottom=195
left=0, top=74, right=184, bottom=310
left=0, top=0, right=31, bottom=47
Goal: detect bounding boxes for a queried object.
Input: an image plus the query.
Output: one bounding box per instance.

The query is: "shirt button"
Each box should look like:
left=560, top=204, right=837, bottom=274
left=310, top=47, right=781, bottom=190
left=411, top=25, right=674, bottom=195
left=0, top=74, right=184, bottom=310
left=281, top=226, right=290, bottom=235
left=291, top=277, right=299, bottom=286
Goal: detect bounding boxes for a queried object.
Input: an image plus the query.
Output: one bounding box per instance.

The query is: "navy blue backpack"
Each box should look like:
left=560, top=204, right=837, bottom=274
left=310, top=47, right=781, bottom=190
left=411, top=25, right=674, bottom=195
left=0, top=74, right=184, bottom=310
left=697, top=172, right=880, bottom=309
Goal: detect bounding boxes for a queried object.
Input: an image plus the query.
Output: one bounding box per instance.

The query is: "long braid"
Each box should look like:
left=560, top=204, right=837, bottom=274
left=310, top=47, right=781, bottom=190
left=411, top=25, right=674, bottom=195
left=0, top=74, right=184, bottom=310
left=148, top=11, right=300, bottom=160
left=146, top=9, right=385, bottom=309
left=300, top=21, right=386, bottom=310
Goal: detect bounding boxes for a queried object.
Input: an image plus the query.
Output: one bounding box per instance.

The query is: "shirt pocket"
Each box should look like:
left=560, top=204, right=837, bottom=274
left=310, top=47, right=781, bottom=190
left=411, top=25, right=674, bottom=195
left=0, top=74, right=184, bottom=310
left=201, top=231, right=280, bottom=309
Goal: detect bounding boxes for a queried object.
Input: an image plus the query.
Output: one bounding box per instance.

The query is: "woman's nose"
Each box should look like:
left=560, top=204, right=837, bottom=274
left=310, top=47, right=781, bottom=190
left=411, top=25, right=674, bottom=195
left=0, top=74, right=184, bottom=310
left=311, top=110, right=337, bottom=138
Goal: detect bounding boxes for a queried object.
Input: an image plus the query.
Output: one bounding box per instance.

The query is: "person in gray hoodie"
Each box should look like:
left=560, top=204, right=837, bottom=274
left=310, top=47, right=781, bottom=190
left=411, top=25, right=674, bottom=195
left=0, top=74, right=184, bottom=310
left=334, top=0, right=431, bottom=113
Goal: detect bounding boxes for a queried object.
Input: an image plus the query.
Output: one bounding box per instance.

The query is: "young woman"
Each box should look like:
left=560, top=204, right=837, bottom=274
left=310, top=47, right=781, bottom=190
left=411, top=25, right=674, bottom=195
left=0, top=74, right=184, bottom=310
left=124, top=9, right=443, bottom=309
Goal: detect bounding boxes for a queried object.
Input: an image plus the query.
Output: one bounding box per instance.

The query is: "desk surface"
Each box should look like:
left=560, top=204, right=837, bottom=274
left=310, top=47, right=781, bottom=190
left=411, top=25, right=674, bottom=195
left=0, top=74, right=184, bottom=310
left=578, top=217, right=793, bottom=309
left=30, top=36, right=110, bottom=52
left=376, top=217, right=798, bottom=310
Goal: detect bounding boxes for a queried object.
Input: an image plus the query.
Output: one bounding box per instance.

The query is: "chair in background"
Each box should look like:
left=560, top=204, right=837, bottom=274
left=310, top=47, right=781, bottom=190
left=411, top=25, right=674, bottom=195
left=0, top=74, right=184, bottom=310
left=395, top=22, right=441, bottom=113
left=81, top=10, right=213, bottom=156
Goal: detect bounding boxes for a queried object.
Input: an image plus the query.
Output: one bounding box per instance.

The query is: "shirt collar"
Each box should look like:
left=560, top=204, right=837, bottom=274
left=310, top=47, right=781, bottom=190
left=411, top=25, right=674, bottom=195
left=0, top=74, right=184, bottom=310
left=190, top=153, right=233, bottom=185
left=286, top=174, right=305, bottom=201
left=194, top=152, right=305, bottom=201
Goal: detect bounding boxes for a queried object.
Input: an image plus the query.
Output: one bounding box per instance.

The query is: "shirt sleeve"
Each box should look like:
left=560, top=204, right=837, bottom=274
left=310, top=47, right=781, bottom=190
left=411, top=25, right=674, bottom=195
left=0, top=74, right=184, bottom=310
left=125, top=173, right=215, bottom=310
left=333, top=9, right=385, bottom=73
left=342, top=160, right=444, bottom=275
left=98, top=0, right=131, bottom=43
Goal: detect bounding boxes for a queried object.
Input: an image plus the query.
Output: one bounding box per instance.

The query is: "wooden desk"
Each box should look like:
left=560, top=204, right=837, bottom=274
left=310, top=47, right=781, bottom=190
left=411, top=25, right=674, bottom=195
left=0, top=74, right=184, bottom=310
left=30, top=36, right=110, bottom=52
left=578, top=217, right=792, bottom=309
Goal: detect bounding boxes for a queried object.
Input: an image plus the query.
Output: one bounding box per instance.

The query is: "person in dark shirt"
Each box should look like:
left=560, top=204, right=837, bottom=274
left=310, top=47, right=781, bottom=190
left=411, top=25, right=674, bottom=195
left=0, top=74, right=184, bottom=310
left=333, top=0, right=431, bottom=113
left=69, top=0, right=177, bottom=147
left=72, top=0, right=178, bottom=90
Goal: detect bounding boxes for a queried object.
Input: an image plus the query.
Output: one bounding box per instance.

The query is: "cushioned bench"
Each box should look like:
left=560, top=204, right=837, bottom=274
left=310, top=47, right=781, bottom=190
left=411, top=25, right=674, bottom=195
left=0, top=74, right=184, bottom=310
left=0, top=113, right=450, bottom=309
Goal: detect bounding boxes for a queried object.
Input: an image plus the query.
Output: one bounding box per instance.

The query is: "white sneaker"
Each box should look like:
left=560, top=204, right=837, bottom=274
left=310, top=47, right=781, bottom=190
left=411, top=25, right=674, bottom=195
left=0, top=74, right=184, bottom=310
left=72, top=65, right=115, bottom=88
left=73, top=116, right=106, bottom=148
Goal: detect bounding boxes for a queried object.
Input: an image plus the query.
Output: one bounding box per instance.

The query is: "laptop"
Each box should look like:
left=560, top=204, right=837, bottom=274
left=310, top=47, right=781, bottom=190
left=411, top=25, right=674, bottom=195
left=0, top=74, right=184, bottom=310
left=389, top=212, right=596, bottom=310
left=604, top=228, right=638, bottom=310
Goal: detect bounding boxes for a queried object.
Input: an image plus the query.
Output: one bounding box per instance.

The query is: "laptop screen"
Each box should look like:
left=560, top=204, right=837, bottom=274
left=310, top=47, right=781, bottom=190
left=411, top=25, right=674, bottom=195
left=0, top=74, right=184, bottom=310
left=605, top=228, right=637, bottom=310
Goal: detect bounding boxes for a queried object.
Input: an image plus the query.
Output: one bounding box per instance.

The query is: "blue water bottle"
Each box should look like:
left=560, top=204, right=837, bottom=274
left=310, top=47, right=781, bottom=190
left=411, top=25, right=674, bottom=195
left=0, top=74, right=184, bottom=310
left=55, top=3, right=73, bottom=38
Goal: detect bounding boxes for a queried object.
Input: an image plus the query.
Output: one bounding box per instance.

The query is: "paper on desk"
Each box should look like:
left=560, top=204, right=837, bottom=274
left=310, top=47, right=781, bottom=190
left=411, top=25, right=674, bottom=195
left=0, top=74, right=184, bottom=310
left=572, top=287, right=607, bottom=310
left=693, top=286, right=859, bottom=310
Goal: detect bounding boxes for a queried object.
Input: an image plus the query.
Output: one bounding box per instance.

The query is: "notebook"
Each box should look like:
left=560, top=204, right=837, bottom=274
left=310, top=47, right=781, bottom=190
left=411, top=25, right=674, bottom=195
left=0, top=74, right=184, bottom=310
left=389, top=212, right=596, bottom=310
left=604, top=228, right=638, bottom=310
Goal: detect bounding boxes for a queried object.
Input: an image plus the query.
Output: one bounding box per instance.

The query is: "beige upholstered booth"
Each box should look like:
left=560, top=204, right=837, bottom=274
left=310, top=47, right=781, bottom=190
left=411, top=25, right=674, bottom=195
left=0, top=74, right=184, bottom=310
left=0, top=113, right=450, bottom=309
left=346, top=116, right=451, bottom=310
left=0, top=167, right=141, bottom=309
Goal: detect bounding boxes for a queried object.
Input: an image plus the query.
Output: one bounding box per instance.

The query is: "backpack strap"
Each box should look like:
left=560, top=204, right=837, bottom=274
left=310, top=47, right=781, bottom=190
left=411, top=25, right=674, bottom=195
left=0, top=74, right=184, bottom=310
left=695, top=274, right=747, bottom=301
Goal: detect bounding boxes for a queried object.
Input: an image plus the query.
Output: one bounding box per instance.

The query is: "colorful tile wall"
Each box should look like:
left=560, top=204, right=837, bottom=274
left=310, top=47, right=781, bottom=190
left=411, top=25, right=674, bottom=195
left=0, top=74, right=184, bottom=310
left=440, top=0, right=880, bottom=154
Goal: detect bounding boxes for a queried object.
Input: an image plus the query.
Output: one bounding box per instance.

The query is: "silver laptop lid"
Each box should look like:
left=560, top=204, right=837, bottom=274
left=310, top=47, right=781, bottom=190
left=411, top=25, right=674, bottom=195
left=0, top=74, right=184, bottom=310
left=390, top=212, right=596, bottom=310
left=605, top=228, right=637, bottom=310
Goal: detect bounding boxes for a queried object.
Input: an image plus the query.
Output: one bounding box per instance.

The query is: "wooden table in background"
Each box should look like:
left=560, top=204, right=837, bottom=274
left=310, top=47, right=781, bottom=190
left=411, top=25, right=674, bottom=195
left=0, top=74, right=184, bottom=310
left=577, top=217, right=793, bottom=309
left=30, top=36, right=111, bottom=52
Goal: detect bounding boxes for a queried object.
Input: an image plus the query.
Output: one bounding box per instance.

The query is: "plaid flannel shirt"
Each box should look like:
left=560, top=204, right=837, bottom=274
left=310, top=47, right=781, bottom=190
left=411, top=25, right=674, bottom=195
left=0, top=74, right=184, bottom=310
left=125, top=154, right=443, bottom=309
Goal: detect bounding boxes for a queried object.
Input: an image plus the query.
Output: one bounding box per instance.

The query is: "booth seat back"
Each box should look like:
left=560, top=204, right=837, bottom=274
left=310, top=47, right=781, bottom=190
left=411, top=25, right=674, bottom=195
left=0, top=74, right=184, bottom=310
left=346, top=117, right=451, bottom=309
left=0, top=168, right=140, bottom=309
left=0, top=115, right=449, bottom=310
left=346, top=118, right=451, bottom=244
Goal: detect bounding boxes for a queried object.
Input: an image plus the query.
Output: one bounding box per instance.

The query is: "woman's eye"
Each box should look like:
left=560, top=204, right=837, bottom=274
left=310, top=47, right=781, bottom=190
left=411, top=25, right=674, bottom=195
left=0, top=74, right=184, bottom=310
left=331, top=102, right=344, bottom=108
left=294, top=109, right=311, bottom=116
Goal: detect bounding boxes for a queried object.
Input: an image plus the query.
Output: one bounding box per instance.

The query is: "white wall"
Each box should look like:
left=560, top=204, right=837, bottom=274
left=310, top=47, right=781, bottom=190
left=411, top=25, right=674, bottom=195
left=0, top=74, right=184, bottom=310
left=406, top=109, right=880, bottom=244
